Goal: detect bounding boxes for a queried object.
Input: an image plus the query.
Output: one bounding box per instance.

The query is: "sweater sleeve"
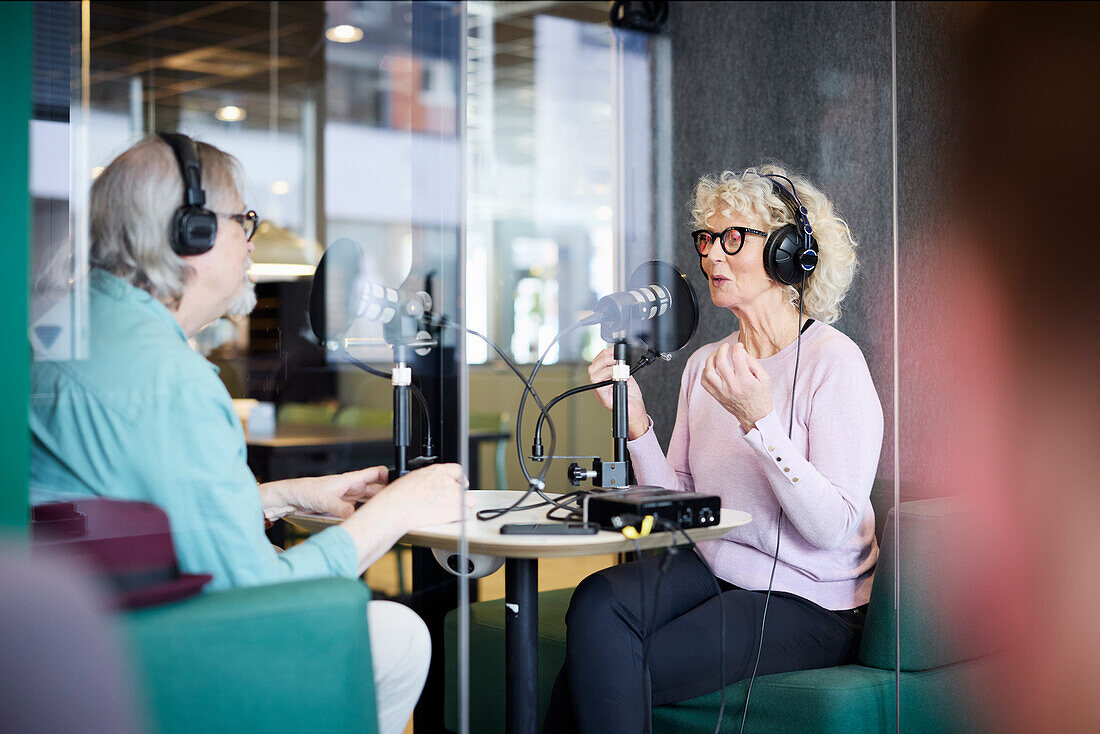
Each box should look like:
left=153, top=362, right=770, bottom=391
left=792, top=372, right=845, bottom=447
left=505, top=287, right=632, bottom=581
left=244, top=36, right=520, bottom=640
left=742, top=358, right=883, bottom=550
left=626, top=363, right=696, bottom=493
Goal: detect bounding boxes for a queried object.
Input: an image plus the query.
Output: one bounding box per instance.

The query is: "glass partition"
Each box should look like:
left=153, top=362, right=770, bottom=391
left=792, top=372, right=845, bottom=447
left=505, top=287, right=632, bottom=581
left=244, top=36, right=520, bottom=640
left=32, top=3, right=466, bottom=732
left=28, top=2, right=922, bottom=733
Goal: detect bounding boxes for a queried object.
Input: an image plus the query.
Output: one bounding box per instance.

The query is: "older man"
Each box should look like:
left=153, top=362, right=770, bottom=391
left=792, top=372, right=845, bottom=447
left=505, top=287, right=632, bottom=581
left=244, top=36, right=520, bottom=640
left=29, top=133, right=466, bottom=734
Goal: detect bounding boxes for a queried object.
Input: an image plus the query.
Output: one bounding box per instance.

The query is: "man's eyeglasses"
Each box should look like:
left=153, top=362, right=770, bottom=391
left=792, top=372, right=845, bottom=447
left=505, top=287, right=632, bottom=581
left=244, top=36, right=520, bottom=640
left=220, top=210, right=259, bottom=241
left=691, top=226, right=767, bottom=257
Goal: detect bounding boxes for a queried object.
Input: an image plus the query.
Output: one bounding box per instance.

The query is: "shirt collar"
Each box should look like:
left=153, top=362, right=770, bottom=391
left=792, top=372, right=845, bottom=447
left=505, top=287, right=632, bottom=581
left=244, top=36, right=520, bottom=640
left=90, top=268, right=188, bottom=343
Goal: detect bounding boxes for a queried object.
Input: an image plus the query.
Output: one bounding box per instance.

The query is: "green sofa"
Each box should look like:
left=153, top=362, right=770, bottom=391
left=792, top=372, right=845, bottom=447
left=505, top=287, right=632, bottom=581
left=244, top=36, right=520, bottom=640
left=444, top=493, right=996, bottom=733
left=122, top=577, right=378, bottom=734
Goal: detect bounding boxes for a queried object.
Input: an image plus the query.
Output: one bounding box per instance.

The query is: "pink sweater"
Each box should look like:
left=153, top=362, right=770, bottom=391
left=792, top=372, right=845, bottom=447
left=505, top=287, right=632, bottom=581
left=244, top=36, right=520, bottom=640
left=627, top=321, right=883, bottom=610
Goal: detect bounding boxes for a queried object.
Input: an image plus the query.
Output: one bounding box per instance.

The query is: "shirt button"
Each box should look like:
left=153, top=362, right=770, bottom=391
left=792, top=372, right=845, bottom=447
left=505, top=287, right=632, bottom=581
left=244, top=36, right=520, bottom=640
left=792, top=478, right=799, bottom=482
left=784, top=467, right=790, bottom=472
left=768, top=445, right=775, bottom=451
left=776, top=457, right=782, bottom=462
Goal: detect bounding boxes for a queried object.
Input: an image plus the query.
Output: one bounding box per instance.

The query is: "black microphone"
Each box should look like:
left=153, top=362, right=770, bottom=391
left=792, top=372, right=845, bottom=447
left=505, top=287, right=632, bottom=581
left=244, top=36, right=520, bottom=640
left=585, top=283, right=672, bottom=333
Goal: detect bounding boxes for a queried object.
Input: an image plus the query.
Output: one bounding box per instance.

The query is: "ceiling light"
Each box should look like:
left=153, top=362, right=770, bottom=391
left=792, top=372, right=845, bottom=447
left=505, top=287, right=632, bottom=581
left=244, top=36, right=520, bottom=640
left=270, top=180, right=290, bottom=195
left=247, top=263, right=316, bottom=280
left=215, top=105, right=247, bottom=123
left=325, top=24, right=363, bottom=43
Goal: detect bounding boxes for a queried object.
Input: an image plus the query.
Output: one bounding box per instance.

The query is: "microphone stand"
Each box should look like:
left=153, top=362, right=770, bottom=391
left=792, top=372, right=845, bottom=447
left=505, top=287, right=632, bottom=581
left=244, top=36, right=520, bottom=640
left=611, top=339, right=629, bottom=465
left=391, top=343, right=412, bottom=479
left=567, top=336, right=630, bottom=489
left=381, top=299, right=435, bottom=482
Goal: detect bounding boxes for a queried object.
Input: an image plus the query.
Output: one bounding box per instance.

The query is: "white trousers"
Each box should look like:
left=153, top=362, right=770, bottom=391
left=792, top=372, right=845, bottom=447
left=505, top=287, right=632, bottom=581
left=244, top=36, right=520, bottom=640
left=367, top=600, right=431, bottom=734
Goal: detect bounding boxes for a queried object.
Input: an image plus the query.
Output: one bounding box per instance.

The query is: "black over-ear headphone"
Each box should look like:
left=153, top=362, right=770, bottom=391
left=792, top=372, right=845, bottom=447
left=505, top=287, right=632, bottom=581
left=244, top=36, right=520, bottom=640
left=761, top=173, right=818, bottom=286
left=158, top=132, right=218, bottom=256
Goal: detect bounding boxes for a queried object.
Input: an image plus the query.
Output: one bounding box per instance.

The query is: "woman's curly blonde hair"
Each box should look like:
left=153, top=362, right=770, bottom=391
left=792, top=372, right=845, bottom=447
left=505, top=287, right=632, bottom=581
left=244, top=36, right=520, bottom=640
left=689, top=163, right=858, bottom=324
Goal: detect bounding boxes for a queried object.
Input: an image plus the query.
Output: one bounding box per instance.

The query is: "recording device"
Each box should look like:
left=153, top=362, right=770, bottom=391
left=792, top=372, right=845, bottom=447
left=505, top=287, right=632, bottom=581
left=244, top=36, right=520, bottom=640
left=500, top=522, right=599, bottom=535
left=583, top=487, right=721, bottom=531
left=158, top=132, right=218, bottom=256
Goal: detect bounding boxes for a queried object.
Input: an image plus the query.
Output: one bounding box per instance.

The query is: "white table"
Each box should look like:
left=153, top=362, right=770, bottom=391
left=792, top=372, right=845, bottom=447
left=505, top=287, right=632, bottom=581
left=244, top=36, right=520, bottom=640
left=289, top=490, right=752, bottom=734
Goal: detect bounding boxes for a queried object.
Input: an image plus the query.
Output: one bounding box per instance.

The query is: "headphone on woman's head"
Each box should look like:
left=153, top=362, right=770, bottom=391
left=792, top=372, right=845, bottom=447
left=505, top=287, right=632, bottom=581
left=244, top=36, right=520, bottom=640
left=158, top=132, right=218, bottom=256
left=761, top=173, right=818, bottom=286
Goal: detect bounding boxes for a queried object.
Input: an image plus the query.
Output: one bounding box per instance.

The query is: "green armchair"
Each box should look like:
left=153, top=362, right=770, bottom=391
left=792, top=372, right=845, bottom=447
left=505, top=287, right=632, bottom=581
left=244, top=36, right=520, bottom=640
left=122, top=577, right=378, bottom=734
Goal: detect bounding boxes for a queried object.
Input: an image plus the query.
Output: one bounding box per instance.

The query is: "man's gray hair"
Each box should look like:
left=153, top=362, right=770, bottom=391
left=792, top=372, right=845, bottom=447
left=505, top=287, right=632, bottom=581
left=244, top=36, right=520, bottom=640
left=90, top=135, right=244, bottom=307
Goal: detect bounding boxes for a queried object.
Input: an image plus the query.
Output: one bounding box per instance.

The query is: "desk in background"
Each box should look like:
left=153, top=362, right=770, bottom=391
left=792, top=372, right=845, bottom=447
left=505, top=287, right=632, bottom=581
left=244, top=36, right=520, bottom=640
left=245, top=423, right=510, bottom=489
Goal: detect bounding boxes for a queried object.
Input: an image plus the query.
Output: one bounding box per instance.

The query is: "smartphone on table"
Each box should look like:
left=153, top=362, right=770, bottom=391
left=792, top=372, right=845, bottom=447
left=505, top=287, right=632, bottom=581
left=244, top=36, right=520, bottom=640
left=499, top=522, right=599, bottom=535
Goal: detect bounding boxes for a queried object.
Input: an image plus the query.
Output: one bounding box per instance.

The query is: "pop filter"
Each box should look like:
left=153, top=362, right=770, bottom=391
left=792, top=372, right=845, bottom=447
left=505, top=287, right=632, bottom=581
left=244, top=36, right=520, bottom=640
left=308, top=237, right=363, bottom=345
left=625, top=260, right=698, bottom=354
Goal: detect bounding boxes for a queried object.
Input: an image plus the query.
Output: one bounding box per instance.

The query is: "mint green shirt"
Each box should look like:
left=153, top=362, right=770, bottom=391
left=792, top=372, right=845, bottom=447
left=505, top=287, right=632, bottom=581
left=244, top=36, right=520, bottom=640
left=30, top=269, right=357, bottom=590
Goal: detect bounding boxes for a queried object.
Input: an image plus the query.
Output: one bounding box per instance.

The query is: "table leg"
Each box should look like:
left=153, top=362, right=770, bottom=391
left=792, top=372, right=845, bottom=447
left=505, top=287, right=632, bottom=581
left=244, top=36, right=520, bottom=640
left=505, top=558, right=538, bottom=734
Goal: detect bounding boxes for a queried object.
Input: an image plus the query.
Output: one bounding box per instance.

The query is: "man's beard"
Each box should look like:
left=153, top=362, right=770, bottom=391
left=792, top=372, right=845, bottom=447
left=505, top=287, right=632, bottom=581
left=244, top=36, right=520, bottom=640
left=225, top=259, right=257, bottom=316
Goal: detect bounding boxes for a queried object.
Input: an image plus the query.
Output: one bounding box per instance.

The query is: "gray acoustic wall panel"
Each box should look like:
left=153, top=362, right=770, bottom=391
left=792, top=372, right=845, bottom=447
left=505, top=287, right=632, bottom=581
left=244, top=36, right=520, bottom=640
left=638, top=1, right=894, bottom=459
left=637, top=2, right=954, bottom=485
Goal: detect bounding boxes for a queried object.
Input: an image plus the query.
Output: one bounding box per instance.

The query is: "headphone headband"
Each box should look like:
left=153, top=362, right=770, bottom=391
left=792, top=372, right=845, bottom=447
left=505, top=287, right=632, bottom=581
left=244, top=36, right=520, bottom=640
left=159, top=132, right=207, bottom=208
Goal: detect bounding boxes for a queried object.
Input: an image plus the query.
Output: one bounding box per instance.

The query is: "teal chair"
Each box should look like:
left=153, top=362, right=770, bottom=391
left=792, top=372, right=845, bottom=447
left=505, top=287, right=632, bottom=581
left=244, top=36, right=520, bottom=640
left=444, top=489, right=997, bottom=733
left=123, top=577, right=379, bottom=734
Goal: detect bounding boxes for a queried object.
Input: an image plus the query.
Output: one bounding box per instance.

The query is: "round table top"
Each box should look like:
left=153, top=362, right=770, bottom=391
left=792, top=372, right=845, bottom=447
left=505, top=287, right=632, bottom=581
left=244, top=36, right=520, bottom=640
left=288, top=489, right=752, bottom=559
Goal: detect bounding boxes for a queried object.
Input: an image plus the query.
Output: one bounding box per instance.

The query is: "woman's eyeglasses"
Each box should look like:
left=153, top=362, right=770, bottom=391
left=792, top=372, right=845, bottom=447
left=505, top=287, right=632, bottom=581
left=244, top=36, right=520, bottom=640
left=691, top=226, right=767, bottom=257
left=220, top=210, right=259, bottom=241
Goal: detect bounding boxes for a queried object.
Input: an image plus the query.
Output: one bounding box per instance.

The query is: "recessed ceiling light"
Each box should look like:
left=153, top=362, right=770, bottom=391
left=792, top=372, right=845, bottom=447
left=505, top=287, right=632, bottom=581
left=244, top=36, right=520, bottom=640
left=270, top=180, right=290, bottom=195
left=325, top=24, right=363, bottom=43
left=215, top=105, right=247, bottom=122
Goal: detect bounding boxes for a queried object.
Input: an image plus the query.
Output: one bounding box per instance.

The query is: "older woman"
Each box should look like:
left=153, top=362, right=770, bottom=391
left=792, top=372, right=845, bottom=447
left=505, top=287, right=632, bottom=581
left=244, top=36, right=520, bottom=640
left=544, top=165, right=883, bottom=733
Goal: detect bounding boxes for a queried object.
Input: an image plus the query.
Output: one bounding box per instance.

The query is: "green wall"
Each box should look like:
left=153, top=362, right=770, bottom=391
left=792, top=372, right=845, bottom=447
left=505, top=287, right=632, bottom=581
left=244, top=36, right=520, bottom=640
left=0, top=1, right=32, bottom=531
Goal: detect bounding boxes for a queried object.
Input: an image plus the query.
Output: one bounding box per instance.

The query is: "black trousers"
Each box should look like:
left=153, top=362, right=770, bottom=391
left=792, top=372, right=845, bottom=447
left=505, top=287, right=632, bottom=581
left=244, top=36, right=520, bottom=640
left=542, top=549, right=865, bottom=734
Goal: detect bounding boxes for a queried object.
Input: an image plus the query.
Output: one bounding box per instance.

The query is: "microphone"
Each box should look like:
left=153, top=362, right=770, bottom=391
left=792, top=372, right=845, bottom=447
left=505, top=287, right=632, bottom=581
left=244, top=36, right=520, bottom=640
left=353, top=277, right=432, bottom=326
left=579, top=261, right=697, bottom=352
left=587, top=284, right=672, bottom=334
left=309, top=238, right=432, bottom=347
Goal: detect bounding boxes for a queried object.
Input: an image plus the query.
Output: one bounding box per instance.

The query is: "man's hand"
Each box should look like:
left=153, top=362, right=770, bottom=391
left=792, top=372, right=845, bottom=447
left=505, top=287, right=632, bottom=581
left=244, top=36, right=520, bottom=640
left=700, top=342, right=774, bottom=432
left=259, top=465, right=390, bottom=520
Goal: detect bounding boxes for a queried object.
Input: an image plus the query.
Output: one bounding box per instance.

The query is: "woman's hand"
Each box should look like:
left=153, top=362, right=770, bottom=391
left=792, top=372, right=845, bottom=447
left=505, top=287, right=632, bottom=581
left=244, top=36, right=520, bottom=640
left=587, top=347, right=650, bottom=440
left=259, top=465, right=390, bottom=520
left=700, top=342, right=773, bottom=432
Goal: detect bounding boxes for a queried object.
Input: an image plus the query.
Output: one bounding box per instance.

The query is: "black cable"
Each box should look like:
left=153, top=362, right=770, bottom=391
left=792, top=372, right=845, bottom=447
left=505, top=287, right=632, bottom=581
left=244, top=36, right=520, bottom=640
left=531, top=349, right=658, bottom=458
left=340, top=346, right=435, bottom=457
left=515, top=322, right=581, bottom=488
left=669, top=524, right=727, bottom=734
left=429, top=316, right=580, bottom=519
left=738, top=273, right=807, bottom=734
left=609, top=514, right=700, bottom=734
